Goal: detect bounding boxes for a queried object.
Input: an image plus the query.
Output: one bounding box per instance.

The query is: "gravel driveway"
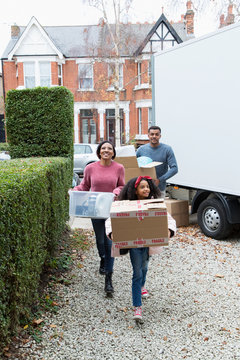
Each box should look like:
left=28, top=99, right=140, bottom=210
left=15, top=218, right=240, bottom=360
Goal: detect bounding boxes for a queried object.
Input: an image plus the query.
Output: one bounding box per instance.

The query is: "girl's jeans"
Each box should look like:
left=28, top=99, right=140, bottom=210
left=129, top=247, right=149, bottom=307
left=91, top=218, right=114, bottom=273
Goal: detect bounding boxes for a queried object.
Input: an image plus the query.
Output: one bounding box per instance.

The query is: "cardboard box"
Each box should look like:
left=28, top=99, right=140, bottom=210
left=165, top=199, right=189, bottom=227
left=69, top=191, right=115, bottom=219
left=110, top=199, right=169, bottom=249
left=115, top=156, right=160, bottom=182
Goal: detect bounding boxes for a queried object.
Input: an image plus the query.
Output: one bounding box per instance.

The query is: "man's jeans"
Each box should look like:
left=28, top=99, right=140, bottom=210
left=129, top=247, right=149, bottom=307
left=91, top=219, right=114, bottom=273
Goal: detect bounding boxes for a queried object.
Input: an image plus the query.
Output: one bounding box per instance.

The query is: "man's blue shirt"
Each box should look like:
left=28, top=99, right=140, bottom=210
left=136, top=143, right=178, bottom=191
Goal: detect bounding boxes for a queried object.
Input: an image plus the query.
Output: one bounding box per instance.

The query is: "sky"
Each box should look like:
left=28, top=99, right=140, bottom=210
left=0, top=0, right=228, bottom=70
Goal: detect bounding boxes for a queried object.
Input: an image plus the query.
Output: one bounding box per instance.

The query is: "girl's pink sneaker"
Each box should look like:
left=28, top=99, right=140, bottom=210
left=141, top=288, right=149, bottom=298
left=133, top=306, right=142, bottom=320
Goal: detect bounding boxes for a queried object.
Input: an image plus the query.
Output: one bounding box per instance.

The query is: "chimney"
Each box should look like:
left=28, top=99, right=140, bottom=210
left=98, top=17, right=105, bottom=27
left=219, top=14, right=225, bottom=28
left=184, top=0, right=194, bottom=34
left=225, top=4, right=235, bottom=26
left=11, top=24, right=20, bottom=38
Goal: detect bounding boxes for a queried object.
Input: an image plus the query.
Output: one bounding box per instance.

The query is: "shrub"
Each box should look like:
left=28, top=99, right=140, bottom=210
left=0, top=143, right=9, bottom=152
left=5, top=87, right=74, bottom=159
left=0, top=157, right=72, bottom=348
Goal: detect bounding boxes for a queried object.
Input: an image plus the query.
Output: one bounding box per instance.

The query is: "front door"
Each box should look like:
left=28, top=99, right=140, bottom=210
left=107, top=119, right=115, bottom=145
left=106, top=109, right=124, bottom=146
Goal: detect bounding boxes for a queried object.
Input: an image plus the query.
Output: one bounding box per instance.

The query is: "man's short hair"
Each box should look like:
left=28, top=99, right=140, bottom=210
left=148, top=125, right=161, bottom=133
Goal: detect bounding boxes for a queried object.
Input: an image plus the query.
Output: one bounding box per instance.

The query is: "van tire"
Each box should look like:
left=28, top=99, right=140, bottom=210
left=197, top=198, right=233, bottom=239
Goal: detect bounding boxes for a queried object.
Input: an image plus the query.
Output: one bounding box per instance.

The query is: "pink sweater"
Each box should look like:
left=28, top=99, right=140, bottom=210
left=73, top=160, right=125, bottom=196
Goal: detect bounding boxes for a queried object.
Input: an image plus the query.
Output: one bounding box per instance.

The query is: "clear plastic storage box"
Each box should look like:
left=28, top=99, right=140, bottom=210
left=69, top=191, right=115, bottom=218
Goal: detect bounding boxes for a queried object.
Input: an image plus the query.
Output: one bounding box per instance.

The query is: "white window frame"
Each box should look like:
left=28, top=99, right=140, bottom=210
left=58, top=64, right=63, bottom=86
left=78, top=63, right=93, bottom=91
left=137, top=62, right=142, bottom=86
left=23, top=60, right=51, bottom=88
left=138, top=108, right=142, bottom=135
left=148, top=107, right=152, bottom=128
left=108, top=63, right=123, bottom=90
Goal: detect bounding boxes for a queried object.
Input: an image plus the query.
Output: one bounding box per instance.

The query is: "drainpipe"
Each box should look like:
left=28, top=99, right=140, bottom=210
left=151, top=53, right=155, bottom=125
left=1, top=59, right=6, bottom=101
left=1, top=58, right=7, bottom=142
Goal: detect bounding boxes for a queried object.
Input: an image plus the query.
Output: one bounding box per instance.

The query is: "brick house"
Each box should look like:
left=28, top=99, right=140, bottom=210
left=1, top=2, right=194, bottom=145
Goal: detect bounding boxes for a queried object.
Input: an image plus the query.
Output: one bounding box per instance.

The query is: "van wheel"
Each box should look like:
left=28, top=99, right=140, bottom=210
left=197, top=198, right=233, bottom=239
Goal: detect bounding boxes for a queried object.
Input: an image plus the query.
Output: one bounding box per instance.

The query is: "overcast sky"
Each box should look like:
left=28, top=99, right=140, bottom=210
left=0, top=0, right=224, bottom=69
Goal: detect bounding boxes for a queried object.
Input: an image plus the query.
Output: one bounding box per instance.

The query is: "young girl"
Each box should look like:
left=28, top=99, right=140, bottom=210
left=109, top=176, right=176, bottom=321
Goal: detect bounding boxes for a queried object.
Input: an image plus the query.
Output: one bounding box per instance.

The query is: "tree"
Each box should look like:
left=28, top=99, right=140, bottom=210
left=83, top=0, right=133, bottom=147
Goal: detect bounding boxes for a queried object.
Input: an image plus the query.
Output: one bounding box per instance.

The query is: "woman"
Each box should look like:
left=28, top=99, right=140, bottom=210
left=73, top=140, right=125, bottom=296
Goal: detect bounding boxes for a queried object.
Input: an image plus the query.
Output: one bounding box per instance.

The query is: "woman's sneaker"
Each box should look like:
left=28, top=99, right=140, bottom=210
left=133, top=306, right=142, bottom=320
left=141, top=288, right=149, bottom=298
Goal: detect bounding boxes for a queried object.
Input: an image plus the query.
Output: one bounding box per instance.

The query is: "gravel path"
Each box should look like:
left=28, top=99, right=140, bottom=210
left=15, top=224, right=240, bottom=360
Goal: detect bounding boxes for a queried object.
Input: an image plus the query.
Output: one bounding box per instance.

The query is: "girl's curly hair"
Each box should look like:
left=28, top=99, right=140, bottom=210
left=118, top=177, right=161, bottom=200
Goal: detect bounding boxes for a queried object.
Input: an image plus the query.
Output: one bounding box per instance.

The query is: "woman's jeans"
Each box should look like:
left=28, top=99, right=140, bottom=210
left=91, top=219, right=114, bottom=273
left=129, top=247, right=149, bottom=307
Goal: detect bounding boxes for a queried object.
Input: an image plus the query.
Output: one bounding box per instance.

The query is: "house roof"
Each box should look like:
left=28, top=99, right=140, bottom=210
left=2, top=16, right=192, bottom=59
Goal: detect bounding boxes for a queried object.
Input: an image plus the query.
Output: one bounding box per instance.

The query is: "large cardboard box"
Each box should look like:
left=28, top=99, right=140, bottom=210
left=115, top=156, right=160, bottom=182
left=110, top=199, right=169, bottom=250
left=165, top=199, right=189, bottom=227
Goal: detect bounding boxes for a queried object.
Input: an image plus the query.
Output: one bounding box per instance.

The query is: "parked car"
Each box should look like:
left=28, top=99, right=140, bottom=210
left=74, top=143, right=98, bottom=175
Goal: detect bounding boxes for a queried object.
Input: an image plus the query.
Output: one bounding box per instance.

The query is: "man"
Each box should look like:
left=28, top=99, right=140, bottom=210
left=136, top=126, right=178, bottom=198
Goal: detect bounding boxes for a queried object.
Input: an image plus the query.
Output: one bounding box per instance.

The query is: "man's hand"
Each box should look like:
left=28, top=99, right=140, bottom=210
left=154, top=179, right=160, bottom=187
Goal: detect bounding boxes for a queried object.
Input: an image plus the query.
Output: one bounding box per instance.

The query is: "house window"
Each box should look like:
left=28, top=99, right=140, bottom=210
left=108, top=63, right=123, bottom=89
left=138, top=108, right=142, bottom=134
left=137, top=62, right=142, bottom=85
left=24, top=61, right=51, bottom=88
left=80, top=109, right=96, bottom=143
left=148, top=107, right=152, bottom=128
left=24, top=62, right=35, bottom=88
left=39, top=62, right=51, bottom=87
left=78, top=63, right=93, bottom=90
left=148, top=60, right=152, bottom=84
left=58, top=64, right=63, bottom=86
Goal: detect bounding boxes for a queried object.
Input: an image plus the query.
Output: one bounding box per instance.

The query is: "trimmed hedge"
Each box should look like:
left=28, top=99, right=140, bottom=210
left=0, top=143, right=9, bottom=152
left=5, top=87, right=74, bottom=159
left=0, top=157, right=72, bottom=348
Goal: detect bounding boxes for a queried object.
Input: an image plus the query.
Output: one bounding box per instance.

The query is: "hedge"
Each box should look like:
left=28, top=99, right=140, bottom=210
left=0, top=143, right=9, bottom=152
left=0, top=156, right=72, bottom=348
left=5, top=87, right=74, bottom=159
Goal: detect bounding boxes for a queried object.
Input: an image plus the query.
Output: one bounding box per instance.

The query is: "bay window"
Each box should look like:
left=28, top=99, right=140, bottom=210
left=24, top=61, right=51, bottom=88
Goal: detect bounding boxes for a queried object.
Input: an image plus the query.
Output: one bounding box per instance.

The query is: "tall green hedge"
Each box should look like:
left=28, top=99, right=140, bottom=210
left=5, top=87, right=74, bottom=159
left=0, top=157, right=72, bottom=348
left=0, top=143, right=9, bottom=152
